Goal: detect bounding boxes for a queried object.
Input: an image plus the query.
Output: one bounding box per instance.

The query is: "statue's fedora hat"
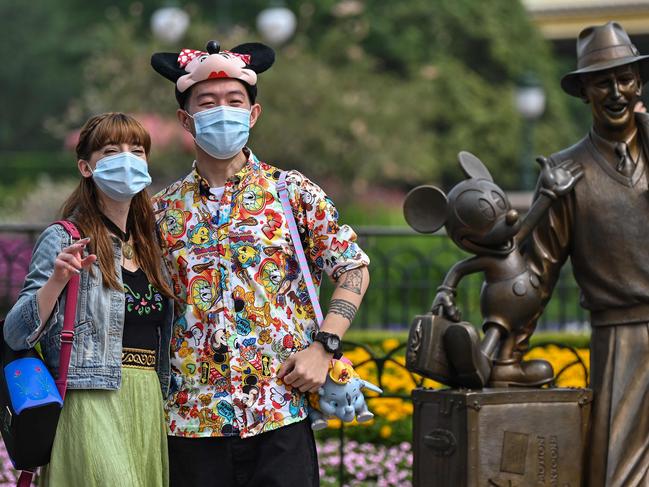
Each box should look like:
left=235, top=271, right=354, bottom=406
left=561, top=21, right=649, bottom=97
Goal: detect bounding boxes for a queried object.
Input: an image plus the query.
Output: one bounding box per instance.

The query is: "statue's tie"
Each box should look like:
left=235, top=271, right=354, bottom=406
left=615, top=141, right=635, bottom=177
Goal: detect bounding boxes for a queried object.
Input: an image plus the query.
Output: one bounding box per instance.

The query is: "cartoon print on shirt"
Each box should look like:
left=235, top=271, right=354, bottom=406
left=188, top=222, right=216, bottom=247
left=152, top=155, right=369, bottom=438
left=239, top=183, right=273, bottom=215
left=161, top=208, right=191, bottom=238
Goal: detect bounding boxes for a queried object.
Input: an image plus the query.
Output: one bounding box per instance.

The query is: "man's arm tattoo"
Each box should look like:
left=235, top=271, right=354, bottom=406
left=340, top=269, right=363, bottom=295
left=329, top=299, right=358, bottom=322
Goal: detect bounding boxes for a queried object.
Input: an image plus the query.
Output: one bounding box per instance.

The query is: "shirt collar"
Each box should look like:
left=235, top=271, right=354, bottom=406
left=189, top=147, right=260, bottom=200
left=589, top=127, right=638, bottom=163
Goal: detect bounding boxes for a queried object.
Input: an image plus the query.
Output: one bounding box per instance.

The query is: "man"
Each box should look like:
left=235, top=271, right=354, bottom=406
left=522, top=22, right=649, bottom=486
left=150, top=41, right=370, bottom=486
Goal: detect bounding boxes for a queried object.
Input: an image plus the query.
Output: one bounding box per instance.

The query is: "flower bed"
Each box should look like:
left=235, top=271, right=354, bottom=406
left=317, top=438, right=412, bottom=487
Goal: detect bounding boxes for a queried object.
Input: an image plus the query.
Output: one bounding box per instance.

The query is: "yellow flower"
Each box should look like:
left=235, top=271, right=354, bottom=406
left=380, top=425, right=392, bottom=438
left=382, top=338, right=400, bottom=352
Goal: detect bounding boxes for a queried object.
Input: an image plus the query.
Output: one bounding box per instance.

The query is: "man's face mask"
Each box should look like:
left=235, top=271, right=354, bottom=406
left=89, top=152, right=152, bottom=201
left=186, top=106, right=251, bottom=160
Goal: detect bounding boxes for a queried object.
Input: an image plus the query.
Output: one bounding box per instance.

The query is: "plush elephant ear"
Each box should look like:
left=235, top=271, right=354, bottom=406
left=230, top=42, right=275, bottom=73
left=403, top=185, right=448, bottom=234
left=150, top=52, right=186, bottom=83
left=458, top=151, right=493, bottom=182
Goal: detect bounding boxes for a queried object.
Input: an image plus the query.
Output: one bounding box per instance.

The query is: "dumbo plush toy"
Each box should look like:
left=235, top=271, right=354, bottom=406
left=308, top=358, right=382, bottom=431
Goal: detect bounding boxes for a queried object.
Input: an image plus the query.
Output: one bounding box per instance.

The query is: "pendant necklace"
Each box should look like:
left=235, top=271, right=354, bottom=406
left=100, top=214, right=134, bottom=260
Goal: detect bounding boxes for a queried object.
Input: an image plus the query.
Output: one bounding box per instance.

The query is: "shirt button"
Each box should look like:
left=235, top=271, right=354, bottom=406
left=233, top=298, right=245, bottom=312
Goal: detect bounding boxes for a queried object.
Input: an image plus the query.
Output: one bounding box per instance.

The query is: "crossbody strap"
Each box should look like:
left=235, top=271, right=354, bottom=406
left=16, top=221, right=81, bottom=486
left=52, top=220, right=81, bottom=400
left=276, top=172, right=324, bottom=326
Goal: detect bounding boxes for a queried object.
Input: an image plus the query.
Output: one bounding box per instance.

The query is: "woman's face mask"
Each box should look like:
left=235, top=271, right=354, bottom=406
left=88, top=152, right=152, bottom=201
left=187, top=105, right=251, bottom=160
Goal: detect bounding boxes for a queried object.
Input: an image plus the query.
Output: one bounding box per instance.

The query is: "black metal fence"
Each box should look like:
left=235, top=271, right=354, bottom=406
left=0, top=224, right=585, bottom=330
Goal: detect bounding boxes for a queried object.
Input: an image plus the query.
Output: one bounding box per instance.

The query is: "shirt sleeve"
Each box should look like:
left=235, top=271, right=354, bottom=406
left=285, top=171, right=370, bottom=281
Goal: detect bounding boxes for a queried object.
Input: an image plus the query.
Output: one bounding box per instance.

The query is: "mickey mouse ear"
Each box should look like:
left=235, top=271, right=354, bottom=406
left=230, top=42, right=275, bottom=73
left=151, top=52, right=186, bottom=83
left=403, top=185, right=448, bottom=234
left=458, top=151, right=493, bottom=182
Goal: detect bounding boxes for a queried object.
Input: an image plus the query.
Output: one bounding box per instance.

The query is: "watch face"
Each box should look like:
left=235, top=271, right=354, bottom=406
left=327, top=336, right=340, bottom=351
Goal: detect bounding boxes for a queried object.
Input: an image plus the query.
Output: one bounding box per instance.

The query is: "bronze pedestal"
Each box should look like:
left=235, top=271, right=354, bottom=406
left=412, top=388, right=592, bottom=487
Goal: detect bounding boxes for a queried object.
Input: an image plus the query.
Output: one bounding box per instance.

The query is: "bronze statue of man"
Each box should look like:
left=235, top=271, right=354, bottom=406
left=523, top=22, right=649, bottom=486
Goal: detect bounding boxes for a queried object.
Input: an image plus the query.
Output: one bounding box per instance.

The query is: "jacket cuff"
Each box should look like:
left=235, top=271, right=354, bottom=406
left=25, top=293, right=59, bottom=348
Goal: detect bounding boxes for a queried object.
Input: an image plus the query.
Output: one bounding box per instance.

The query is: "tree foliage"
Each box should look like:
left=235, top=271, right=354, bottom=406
left=2, top=0, right=585, bottom=200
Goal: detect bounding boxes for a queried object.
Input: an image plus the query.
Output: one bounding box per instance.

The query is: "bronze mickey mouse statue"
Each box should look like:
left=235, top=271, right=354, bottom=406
left=403, top=151, right=582, bottom=388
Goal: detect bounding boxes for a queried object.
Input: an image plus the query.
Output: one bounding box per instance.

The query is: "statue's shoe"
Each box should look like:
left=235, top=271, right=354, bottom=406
left=488, top=358, right=554, bottom=387
left=443, top=323, right=492, bottom=389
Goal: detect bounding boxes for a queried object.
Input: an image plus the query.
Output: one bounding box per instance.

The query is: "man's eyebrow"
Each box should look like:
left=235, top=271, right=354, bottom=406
left=196, top=92, right=217, bottom=100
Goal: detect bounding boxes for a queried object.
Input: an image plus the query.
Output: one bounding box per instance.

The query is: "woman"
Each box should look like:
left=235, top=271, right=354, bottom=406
left=4, top=113, right=173, bottom=486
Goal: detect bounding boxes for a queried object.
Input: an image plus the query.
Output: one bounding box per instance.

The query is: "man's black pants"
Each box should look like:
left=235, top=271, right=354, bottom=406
left=168, top=420, right=320, bottom=487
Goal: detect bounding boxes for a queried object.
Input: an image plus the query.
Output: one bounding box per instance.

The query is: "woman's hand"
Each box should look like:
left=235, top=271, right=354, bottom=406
left=51, top=238, right=97, bottom=284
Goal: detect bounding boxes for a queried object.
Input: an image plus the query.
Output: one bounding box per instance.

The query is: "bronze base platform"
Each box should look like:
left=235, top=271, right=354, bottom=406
left=412, top=387, right=592, bottom=487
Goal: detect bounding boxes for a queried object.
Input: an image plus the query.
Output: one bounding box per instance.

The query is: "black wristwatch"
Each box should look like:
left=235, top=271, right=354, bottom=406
left=313, top=331, right=343, bottom=359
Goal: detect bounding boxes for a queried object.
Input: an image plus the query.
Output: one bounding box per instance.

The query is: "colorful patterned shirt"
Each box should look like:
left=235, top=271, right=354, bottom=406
left=152, top=150, right=370, bottom=438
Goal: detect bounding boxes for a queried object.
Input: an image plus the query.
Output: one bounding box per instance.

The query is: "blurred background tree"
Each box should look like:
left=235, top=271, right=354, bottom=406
left=0, top=0, right=586, bottom=223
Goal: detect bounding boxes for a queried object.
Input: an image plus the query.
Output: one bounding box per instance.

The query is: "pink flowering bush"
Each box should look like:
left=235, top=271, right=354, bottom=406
left=0, top=236, right=33, bottom=310
left=0, top=442, right=19, bottom=485
left=317, top=439, right=412, bottom=487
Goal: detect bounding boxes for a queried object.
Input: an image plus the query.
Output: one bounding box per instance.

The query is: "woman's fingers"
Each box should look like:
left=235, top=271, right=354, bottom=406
left=57, top=252, right=83, bottom=272
left=61, top=238, right=91, bottom=256
left=80, top=254, right=97, bottom=268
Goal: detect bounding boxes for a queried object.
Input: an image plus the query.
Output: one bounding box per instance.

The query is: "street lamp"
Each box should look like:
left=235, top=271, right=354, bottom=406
left=256, top=4, right=297, bottom=46
left=514, top=72, right=546, bottom=190
left=151, top=6, right=190, bottom=44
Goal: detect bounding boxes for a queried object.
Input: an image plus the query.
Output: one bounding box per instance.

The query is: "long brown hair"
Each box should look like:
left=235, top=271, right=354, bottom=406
left=61, top=112, right=173, bottom=297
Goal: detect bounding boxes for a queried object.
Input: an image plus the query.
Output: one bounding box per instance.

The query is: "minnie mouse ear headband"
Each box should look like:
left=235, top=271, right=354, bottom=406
left=151, top=40, right=275, bottom=107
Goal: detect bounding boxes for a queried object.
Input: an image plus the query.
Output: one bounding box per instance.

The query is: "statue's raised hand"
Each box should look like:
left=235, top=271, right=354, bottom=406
left=432, top=287, right=461, bottom=322
left=537, top=156, right=583, bottom=196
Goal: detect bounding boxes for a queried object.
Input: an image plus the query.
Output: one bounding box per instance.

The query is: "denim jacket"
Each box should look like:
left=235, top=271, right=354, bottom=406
left=3, top=224, right=173, bottom=395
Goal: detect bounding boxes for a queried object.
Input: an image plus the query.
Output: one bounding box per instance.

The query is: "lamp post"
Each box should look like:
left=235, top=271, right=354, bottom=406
left=256, top=3, right=297, bottom=46
left=514, top=73, right=546, bottom=190
left=151, top=5, right=190, bottom=44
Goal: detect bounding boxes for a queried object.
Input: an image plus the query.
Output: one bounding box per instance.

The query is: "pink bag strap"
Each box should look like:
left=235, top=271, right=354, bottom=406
left=52, top=220, right=81, bottom=400
left=276, top=172, right=324, bottom=326
left=15, top=221, right=81, bottom=486
left=17, top=471, right=34, bottom=487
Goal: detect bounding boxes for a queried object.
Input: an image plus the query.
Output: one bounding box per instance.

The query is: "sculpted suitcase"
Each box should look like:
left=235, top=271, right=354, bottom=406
left=406, top=313, right=476, bottom=386
left=412, top=387, right=592, bottom=487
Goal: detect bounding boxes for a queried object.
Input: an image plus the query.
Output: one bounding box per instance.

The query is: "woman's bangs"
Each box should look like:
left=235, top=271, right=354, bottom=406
left=88, top=114, right=151, bottom=155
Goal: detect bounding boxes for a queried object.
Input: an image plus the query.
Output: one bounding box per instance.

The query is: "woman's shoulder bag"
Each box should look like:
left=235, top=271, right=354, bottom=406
left=0, top=220, right=81, bottom=486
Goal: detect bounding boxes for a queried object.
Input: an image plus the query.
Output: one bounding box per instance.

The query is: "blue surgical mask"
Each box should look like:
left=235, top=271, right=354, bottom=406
left=90, top=152, right=152, bottom=201
left=188, top=106, right=251, bottom=160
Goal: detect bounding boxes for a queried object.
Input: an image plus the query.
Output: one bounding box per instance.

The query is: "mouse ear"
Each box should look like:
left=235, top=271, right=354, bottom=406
left=230, top=42, right=275, bottom=73
left=403, top=186, right=448, bottom=234
left=458, top=151, right=493, bottom=182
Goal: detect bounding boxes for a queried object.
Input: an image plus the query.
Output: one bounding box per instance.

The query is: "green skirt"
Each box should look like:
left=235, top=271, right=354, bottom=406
left=40, top=367, right=169, bottom=487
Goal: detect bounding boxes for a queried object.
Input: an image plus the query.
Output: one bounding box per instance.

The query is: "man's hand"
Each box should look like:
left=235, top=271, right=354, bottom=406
left=277, top=342, right=332, bottom=393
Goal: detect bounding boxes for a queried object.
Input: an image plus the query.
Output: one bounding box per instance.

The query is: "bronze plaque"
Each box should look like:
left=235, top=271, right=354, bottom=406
left=500, top=431, right=528, bottom=474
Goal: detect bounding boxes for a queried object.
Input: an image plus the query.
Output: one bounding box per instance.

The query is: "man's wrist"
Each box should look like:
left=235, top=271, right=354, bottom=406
left=310, top=340, right=334, bottom=357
